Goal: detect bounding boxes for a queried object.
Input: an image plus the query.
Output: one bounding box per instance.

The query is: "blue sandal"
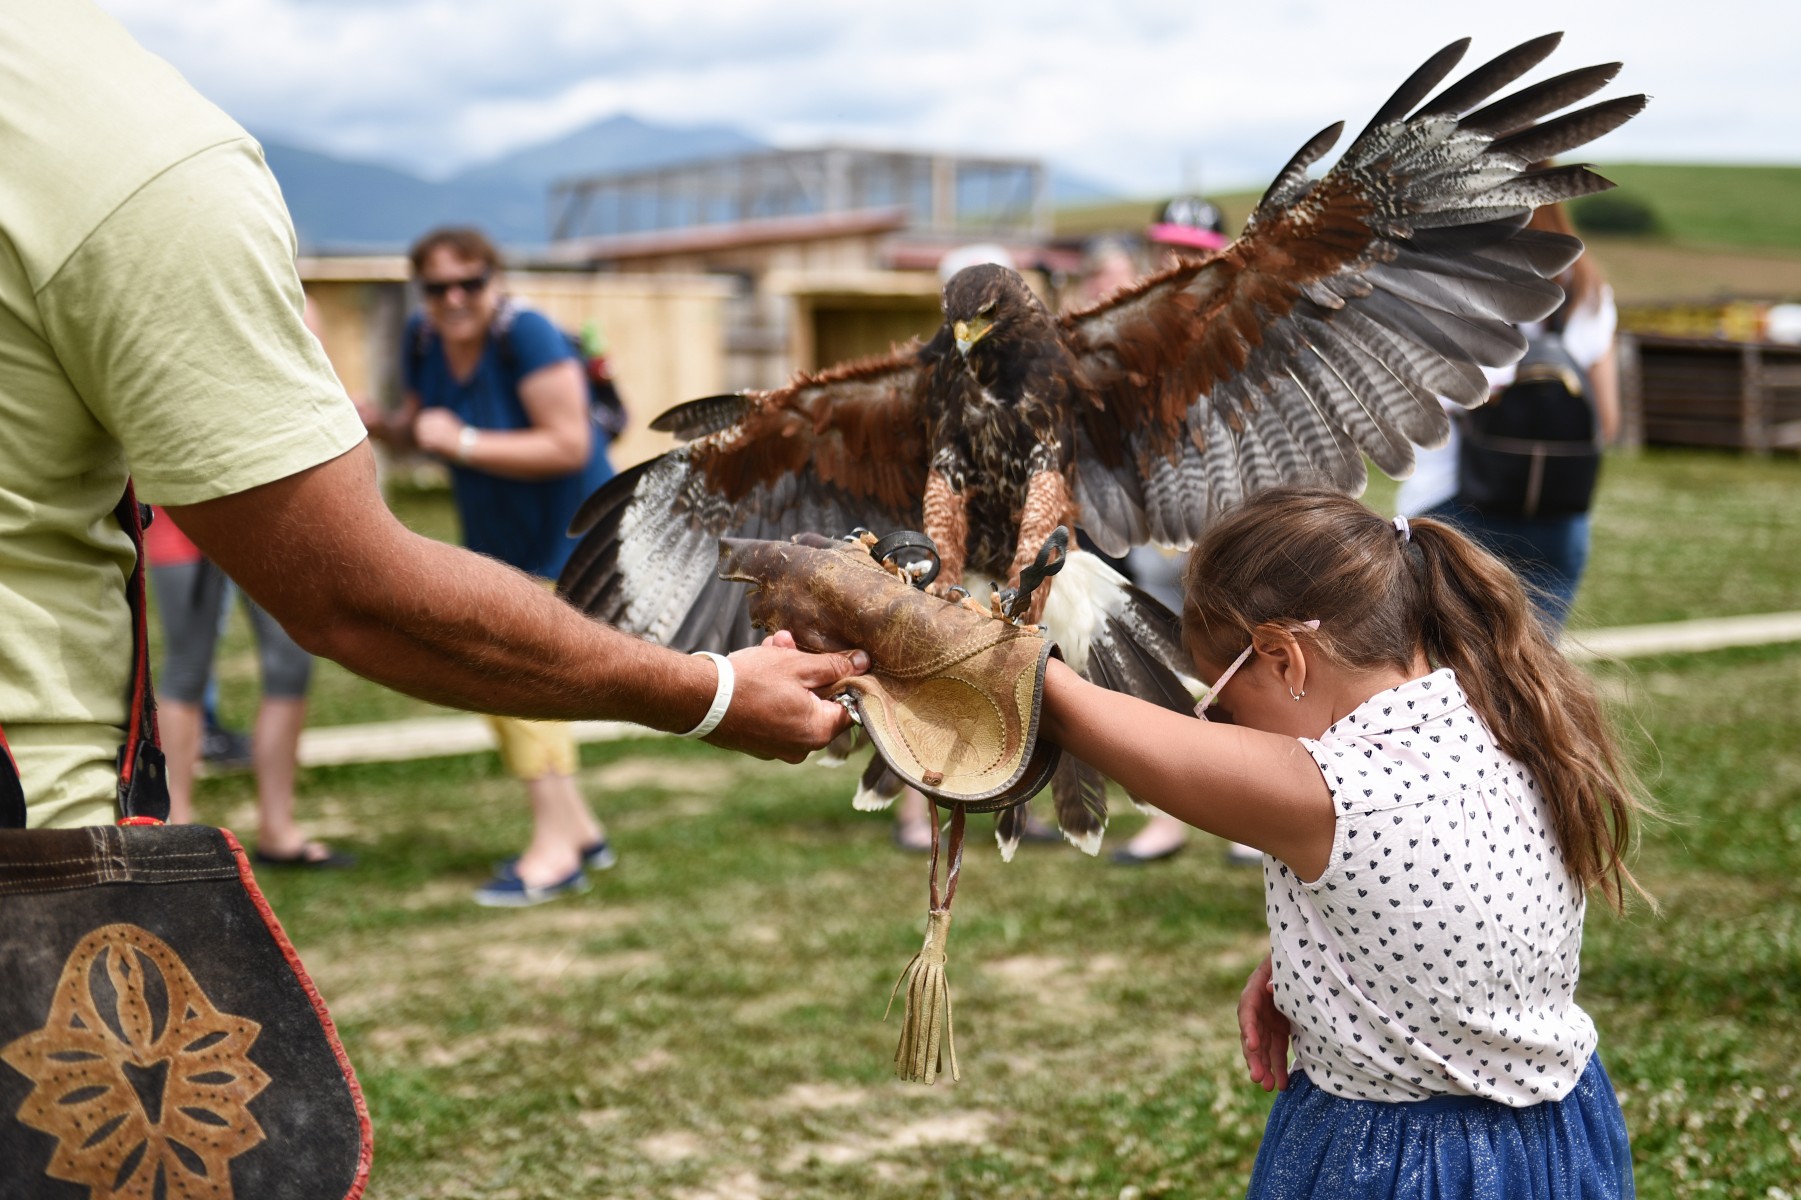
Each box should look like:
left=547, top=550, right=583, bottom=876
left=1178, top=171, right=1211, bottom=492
left=473, top=861, right=589, bottom=908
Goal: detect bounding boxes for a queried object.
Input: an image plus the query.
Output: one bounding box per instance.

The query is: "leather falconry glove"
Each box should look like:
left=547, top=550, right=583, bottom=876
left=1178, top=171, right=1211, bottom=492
left=716, top=528, right=1068, bottom=1084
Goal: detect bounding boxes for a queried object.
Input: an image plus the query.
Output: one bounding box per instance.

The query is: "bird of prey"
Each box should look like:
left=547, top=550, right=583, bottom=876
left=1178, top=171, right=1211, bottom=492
left=557, top=33, right=1645, bottom=853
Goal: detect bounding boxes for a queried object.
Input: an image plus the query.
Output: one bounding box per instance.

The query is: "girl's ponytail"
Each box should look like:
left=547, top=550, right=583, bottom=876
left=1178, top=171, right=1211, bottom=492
left=1408, top=518, right=1652, bottom=912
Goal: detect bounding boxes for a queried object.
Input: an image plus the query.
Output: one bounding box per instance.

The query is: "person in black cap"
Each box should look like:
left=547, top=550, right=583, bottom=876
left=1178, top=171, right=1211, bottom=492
left=1146, top=195, right=1229, bottom=266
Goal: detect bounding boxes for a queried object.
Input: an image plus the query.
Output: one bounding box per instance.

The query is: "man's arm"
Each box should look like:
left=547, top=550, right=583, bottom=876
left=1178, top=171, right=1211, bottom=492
left=167, top=440, right=863, bottom=762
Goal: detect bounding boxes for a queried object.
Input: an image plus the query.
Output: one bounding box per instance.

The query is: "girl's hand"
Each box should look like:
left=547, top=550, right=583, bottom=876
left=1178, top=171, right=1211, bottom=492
left=1237, top=953, right=1291, bottom=1092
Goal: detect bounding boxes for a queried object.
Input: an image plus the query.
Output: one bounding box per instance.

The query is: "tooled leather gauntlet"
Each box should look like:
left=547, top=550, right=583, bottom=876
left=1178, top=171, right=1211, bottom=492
left=715, top=528, right=1068, bottom=1083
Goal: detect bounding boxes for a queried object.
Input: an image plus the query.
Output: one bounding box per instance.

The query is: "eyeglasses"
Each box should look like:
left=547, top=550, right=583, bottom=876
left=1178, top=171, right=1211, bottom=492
left=1193, top=619, right=1321, bottom=721
left=420, top=273, right=490, bottom=300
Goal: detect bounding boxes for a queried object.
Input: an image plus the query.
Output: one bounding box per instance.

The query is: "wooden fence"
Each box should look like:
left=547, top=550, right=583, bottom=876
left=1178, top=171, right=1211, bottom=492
left=1618, top=333, right=1801, bottom=454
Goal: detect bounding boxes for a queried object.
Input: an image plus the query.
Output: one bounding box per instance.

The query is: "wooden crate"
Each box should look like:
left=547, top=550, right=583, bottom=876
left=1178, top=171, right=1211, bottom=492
left=1618, top=334, right=1801, bottom=454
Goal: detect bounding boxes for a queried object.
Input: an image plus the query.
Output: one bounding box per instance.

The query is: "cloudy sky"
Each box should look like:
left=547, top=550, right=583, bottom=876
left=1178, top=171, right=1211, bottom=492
left=101, top=0, right=1799, bottom=194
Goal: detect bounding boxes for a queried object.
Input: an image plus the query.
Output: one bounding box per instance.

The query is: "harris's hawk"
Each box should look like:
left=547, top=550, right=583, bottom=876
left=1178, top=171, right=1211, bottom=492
left=558, top=33, right=1645, bottom=853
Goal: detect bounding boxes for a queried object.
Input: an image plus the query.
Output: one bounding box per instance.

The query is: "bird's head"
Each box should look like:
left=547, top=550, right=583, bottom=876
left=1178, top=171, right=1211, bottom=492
left=942, top=264, right=1043, bottom=360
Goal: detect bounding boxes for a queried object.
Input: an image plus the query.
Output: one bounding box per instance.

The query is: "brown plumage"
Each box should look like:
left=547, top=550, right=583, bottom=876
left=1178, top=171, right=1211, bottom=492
left=558, top=33, right=1645, bottom=853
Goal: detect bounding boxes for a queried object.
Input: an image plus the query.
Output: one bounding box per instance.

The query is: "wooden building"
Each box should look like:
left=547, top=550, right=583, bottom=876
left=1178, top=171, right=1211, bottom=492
left=543, top=146, right=1080, bottom=391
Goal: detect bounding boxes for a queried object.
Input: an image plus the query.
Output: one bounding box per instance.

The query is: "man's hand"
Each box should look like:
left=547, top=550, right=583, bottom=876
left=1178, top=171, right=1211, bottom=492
left=1237, top=953, right=1290, bottom=1092
left=708, top=631, right=867, bottom=763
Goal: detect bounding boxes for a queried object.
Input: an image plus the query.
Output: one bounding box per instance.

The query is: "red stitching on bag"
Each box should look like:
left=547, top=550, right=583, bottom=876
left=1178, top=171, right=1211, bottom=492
left=222, top=828, right=373, bottom=1197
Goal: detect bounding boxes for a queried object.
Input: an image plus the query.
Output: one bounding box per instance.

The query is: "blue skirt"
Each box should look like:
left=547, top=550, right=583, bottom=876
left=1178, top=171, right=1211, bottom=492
left=1246, top=1054, right=1633, bottom=1199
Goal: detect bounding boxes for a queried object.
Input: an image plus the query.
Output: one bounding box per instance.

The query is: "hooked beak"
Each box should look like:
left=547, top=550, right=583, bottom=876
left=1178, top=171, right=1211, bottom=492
left=953, top=316, right=993, bottom=357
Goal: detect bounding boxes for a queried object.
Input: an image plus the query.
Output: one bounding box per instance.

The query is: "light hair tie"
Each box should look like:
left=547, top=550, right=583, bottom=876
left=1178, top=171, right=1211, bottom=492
left=1393, top=515, right=1411, bottom=543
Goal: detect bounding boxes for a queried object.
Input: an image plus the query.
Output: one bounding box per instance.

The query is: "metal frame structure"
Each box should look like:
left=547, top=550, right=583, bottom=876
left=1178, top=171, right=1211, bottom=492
left=549, top=146, right=1049, bottom=243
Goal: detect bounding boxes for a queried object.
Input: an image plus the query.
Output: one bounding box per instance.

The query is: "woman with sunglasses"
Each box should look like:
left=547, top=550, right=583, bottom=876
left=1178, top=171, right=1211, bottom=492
left=1039, top=485, right=1651, bottom=1199
left=364, top=226, right=618, bottom=907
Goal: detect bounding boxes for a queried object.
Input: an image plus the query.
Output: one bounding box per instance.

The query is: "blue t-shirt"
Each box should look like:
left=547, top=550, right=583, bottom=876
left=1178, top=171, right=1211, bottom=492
left=402, top=307, right=615, bottom=578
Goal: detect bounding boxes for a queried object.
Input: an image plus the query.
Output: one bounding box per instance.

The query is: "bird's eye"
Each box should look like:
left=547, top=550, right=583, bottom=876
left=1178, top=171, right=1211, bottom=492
left=978, top=301, right=996, bottom=316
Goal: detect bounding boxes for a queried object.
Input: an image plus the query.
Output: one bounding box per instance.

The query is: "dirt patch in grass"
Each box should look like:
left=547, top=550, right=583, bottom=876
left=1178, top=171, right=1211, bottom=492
left=733, top=991, right=815, bottom=1025
left=362, top=1021, right=557, bottom=1069
left=780, top=1110, right=997, bottom=1170
left=674, top=1169, right=765, bottom=1200
left=640, top=1130, right=706, bottom=1163
left=984, top=953, right=1122, bottom=986
left=590, top=758, right=740, bottom=794
left=609, top=795, right=722, bottom=832
left=476, top=942, right=661, bottom=984
left=776, top=1082, right=871, bottom=1111
left=390, top=878, right=483, bottom=910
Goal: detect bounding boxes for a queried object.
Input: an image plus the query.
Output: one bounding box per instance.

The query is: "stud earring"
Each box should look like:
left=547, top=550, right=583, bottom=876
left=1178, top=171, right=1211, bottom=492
left=1289, top=686, right=1306, bottom=701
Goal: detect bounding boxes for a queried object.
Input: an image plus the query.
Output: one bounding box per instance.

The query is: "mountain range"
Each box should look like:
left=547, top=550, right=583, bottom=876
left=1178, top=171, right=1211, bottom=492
left=258, top=113, right=1119, bottom=254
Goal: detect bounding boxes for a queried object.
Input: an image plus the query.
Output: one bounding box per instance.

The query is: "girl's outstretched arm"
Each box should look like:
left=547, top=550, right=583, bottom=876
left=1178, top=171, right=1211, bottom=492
left=1040, top=659, right=1336, bottom=880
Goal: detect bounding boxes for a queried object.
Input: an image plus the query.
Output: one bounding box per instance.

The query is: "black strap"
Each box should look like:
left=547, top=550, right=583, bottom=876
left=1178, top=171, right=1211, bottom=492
left=110, top=485, right=170, bottom=823
left=0, top=485, right=170, bottom=829
left=0, top=730, right=24, bottom=830
left=1000, top=526, right=1069, bottom=621
left=870, top=530, right=942, bottom=589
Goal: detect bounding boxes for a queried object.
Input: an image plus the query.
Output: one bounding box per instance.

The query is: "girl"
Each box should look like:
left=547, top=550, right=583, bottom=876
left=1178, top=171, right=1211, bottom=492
left=1041, top=486, right=1650, bottom=1198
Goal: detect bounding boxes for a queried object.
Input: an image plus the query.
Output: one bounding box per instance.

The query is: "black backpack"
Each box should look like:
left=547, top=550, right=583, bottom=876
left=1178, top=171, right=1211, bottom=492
left=406, top=298, right=628, bottom=437
left=1455, top=313, right=1600, bottom=519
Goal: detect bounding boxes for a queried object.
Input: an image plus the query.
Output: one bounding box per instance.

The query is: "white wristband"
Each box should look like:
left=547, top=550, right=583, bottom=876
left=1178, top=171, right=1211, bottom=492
left=455, top=425, right=479, bottom=463
left=679, top=651, right=734, bottom=739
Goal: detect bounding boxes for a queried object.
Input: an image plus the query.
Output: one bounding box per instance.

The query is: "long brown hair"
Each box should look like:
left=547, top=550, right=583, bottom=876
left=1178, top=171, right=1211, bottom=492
left=1527, top=184, right=1602, bottom=320
left=1182, top=486, right=1652, bottom=912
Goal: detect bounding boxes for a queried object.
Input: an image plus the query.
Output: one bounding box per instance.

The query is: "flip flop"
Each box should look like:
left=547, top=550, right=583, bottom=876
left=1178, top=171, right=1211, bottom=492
left=253, top=841, right=357, bottom=870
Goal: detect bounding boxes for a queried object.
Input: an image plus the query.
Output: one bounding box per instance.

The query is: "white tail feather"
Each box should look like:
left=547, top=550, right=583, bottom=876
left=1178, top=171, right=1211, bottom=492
left=1064, top=825, right=1105, bottom=857
left=853, top=783, right=897, bottom=812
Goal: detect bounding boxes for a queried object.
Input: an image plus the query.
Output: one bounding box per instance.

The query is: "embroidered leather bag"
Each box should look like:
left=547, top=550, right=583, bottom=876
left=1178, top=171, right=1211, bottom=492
left=0, top=491, right=370, bottom=1200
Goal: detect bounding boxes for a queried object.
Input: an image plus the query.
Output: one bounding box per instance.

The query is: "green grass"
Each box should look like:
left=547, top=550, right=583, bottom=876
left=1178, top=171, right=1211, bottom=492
left=177, top=448, right=1800, bottom=1196
left=1593, top=164, right=1801, bottom=253
left=1054, top=165, right=1801, bottom=255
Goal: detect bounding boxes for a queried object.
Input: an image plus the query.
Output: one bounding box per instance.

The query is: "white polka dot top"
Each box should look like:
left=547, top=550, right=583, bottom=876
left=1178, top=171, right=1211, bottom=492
left=1268, top=667, right=1596, bottom=1106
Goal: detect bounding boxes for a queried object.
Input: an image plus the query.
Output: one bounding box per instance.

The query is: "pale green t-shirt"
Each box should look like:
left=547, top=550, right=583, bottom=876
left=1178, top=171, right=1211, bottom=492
left=0, top=3, right=367, bottom=827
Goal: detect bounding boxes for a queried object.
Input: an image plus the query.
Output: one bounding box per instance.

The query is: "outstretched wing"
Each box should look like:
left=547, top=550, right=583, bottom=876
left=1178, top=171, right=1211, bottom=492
left=557, top=340, right=942, bottom=652
left=1062, top=33, right=1646, bottom=553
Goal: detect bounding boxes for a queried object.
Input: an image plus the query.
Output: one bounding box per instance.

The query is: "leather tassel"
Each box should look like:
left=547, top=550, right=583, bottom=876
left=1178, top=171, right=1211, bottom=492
left=884, top=804, right=965, bottom=1084
left=885, top=907, right=958, bottom=1084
